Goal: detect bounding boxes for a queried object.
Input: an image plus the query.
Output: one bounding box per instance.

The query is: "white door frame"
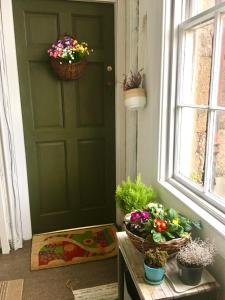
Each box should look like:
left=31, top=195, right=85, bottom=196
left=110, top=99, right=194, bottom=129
left=0, top=0, right=126, bottom=247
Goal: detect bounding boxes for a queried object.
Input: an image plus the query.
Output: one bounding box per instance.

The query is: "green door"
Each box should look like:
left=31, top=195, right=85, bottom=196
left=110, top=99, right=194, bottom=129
left=13, top=0, right=115, bottom=233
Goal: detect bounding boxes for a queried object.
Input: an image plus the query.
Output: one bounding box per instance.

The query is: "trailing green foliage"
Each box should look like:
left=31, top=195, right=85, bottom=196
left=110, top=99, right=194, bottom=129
left=115, top=175, right=157, bottom=214
left=145, top=248, right=169, bottom=268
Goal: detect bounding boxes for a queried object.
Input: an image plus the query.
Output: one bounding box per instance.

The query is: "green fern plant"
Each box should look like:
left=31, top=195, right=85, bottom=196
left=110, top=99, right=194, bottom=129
left=115, top=175, right=157, bottom=214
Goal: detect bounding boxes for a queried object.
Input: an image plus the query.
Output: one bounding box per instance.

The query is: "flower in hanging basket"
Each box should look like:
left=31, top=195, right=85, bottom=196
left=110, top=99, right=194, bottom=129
left=47, top=35, right=93, bottom=80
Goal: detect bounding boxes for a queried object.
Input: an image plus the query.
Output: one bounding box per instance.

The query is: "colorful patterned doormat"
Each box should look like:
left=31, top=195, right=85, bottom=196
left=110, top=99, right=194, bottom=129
left=31, top=224, right=117, bottom=270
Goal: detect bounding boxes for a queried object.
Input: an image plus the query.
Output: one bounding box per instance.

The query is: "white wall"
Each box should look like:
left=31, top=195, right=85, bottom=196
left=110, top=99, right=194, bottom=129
left=137, top=0, right=225, bottom=299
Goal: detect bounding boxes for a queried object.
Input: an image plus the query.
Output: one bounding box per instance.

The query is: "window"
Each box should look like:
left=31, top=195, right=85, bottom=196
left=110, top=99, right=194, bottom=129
left=173, top=0, right=225, bottom=213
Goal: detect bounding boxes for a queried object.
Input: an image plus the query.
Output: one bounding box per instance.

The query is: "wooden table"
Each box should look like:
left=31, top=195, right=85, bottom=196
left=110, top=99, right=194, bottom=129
left=117, top=232, right=220, bottom=300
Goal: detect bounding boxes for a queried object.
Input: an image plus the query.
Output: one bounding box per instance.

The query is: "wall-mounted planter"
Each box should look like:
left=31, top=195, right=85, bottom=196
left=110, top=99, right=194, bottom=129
left=124, top=88, right=146, bottom=111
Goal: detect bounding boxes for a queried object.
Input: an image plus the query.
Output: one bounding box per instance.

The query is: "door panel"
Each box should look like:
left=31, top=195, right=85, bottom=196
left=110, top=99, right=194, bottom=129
left=78, top=138, right=106, bottom=209
left=13, top=0, right=115, bottom=233
left=37, top=141, right=69, bottom=214
left=29, top=61, right=65, bottom=129
left=72, top=15, right=103, bottom=50
left=25, top=12, right=59, bottom=47
left=77, top=63, right=104, bottom=127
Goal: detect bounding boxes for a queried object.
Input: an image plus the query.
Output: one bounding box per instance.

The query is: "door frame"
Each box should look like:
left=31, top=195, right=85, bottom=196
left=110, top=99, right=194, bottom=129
left=0, top=0, right=126, bottom=243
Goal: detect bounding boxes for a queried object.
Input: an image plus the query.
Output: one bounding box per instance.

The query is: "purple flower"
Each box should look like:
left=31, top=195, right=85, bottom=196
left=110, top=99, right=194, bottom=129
left=130, top=212, right=141, bottom=222
left=141, top=211, right=150, bottom=219
left=130, top=210, right=150, bottom=223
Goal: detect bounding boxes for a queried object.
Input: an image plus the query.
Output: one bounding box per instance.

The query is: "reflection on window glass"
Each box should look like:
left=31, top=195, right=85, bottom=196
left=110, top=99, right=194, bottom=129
left=217, top=16, right=225, bottom=107
left=178, top=108, right=208, bottom=186
left=212, top=111, right=225, bottom=198
left=182, top=21, right=214, bottom=105
left=193, top=0, right=225, bottom=16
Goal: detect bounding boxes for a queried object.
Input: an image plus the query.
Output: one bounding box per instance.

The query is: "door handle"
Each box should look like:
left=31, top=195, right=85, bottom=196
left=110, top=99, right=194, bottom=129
left=107, top=65, right=113, bottom=72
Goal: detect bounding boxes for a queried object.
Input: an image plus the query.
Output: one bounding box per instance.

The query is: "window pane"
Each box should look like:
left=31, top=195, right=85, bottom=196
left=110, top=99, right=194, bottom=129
left=178, top=108, right=208, bottom=185
left=192, top=0, right=225, bottom=16
left=217, top=16, right=225, bottom=107
left=182, top=21, right=214, bottom=105
left=211, top=111, right=225, bottom=198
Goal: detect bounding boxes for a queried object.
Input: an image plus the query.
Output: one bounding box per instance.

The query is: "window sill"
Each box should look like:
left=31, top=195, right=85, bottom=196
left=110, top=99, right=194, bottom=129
left=159, top=178, right=225, bottom=239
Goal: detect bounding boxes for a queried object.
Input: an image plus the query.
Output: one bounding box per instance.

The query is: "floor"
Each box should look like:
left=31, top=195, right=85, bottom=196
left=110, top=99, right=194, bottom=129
left=0, top=241, right=117, bottom=300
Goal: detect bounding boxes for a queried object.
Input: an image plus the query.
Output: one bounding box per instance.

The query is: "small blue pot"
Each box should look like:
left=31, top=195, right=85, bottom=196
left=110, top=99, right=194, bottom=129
left=144, top=262, right=165, bottom=284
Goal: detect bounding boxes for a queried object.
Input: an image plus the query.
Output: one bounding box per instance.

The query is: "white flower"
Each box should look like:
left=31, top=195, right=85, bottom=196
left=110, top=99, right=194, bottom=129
left=177, top=239, right=216, bottom=267
left=147, top=202, right=161, bottom=209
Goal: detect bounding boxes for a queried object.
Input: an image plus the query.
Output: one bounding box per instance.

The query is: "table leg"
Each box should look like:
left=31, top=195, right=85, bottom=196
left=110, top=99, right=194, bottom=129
left=118, top=248, right=125, bottom=300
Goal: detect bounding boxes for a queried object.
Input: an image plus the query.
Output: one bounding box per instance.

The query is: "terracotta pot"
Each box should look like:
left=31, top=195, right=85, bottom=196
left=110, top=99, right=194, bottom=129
left=124, top=88, right=146, bottom=111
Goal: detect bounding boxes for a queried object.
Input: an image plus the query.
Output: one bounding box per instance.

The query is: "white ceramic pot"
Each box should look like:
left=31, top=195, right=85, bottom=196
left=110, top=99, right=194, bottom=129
left=124, top=88, right=146, bottom=111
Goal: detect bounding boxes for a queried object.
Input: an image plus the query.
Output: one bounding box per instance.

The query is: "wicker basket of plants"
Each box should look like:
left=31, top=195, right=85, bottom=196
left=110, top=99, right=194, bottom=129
left=48, top=35, right=92, bottom=80
left=116, top=175, right=201, bottom=256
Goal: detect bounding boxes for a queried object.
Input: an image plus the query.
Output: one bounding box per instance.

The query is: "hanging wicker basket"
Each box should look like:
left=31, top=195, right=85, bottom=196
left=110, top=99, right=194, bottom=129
left=50, top=58, right=87, bottom=81
left=124, top=215, right=190, bottom=256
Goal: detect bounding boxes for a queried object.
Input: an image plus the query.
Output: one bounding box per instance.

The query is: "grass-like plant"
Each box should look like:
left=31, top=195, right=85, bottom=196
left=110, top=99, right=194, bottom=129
left=145, top=248, right=169, bottom=268
left=115, top=175, right=157, bottom=214
left=177, top=238, right=216, bottom=268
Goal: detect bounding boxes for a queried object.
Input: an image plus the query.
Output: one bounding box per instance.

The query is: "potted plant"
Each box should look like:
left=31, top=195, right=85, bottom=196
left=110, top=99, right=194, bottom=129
left=144, top=248, right=169, bottom=284
left=115, top=175, right=157, bottom=215
left=123, top=69, right=146, bottom=110
left=47, top=35, right=92, bottom=80
left=124, top=202, right=201, bottom=255
left=176, top=238, right=216, bottom=286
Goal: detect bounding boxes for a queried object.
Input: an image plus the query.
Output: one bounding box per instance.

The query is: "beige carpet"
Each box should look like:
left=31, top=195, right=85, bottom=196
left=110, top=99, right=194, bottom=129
left=0, top=279, right=23, bottom=300
left=72, top=282, right=118, bottom=300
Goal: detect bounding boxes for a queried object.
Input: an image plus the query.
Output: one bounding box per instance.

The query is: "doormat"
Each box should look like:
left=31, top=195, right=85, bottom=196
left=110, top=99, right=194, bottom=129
left=31, top=224, right=117, bottom=270
left=71, top=282, right=118, bottom=300
left=0, top=279, right=23, bottom=300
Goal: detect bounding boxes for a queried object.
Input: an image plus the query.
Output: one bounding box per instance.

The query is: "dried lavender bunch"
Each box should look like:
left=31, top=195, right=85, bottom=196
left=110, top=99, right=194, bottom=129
left=177, top=238, right=216, bottom=268
left=123, top=69, right=143, bottom=91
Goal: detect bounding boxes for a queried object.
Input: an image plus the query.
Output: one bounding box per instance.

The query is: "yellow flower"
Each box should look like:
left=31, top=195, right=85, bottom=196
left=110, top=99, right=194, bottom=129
left=172, top=219, right=179, bottom=225
left=79, top=45, right=84, bottom=52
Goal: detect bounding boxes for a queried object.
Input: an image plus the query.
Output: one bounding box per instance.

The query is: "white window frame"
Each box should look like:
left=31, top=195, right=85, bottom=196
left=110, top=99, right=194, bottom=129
left=159, top=0, right=225, bottom=225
